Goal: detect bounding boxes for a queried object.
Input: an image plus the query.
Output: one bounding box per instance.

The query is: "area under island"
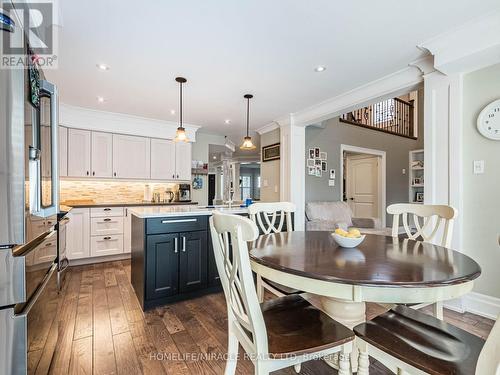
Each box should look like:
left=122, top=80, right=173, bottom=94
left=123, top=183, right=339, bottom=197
left=129, top=206, right=248, bottom=310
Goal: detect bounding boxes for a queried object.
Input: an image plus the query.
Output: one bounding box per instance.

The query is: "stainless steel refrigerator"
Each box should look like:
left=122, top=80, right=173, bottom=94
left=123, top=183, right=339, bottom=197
left=0, top=5, right=60, bottom=374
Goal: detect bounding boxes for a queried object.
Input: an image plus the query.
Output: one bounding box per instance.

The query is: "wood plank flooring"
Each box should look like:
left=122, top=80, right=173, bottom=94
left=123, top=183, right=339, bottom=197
left=41, top=260, right=494, bottom=375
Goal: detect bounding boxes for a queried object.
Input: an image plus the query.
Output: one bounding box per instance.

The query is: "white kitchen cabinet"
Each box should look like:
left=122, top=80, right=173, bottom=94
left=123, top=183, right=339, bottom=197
left=150, top=138, right=176, bottom=180
left=91, top=235, right=123, bottom=257
left=113, top=134, right=150, bottom=179
left=175, top=141, right=192, bottom=181
left=91, top=216, right=124, bottom=236
left=123, top=208, right=131, bottom=253
left=67, top=129, right=91, bottom=177
left=66, top=208, right=90, bottom=260
left=91, top=131, right=113, bottom=178
left=59, top=126, right=68, bottom=177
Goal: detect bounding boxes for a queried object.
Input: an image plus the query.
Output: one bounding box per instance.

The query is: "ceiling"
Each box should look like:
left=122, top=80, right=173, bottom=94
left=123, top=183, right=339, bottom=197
left=47, top=0, right=499, bottom=148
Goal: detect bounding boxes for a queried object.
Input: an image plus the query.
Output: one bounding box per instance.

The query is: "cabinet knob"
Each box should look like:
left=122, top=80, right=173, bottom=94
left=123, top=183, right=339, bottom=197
left=86, top=171, right=89, bottom=176
left=114, top=172, right=117, bottom=177
left=103, top=218, right=111, bottom=222
left=177, top=174, right=179, bottom=179
left=92, top=171, right=95, bottom=176
left=104, top=208, right=111, bottom=211
left=103, top=236, right=111, bottom=240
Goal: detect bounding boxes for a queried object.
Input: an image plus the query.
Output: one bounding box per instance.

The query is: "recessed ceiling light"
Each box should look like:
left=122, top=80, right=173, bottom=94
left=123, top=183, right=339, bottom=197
left=170, top=109, right=176, bottom=115
left=97, top=96, right=105, bottom=103
left=212, top=155, right=217, bottom=160
left=314, top=65, right=326, bottom=72
left=96, top=63, right=110, bottom=71
left=224, top=119, right=231, bottom=124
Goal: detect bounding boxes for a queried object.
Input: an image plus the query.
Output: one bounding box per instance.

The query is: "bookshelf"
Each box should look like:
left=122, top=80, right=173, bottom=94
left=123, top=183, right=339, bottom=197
left=409, top=149, right=424, bottom=204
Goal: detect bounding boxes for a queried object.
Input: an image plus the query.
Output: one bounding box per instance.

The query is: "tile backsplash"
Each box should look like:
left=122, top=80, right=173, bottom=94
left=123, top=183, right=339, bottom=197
left=60, top=180, right=176, bottom=203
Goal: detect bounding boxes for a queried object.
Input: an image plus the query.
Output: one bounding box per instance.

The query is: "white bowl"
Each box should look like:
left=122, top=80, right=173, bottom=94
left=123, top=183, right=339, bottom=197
left=332, top=233, right=366, bottom=248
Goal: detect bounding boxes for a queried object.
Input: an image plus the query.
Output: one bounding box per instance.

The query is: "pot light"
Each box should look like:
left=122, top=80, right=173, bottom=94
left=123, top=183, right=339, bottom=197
left=97, top=96, right=105, bottom=103
left=314, top=65, right=326, bottom=72
left=96, top=63, right=110, bottom=71
left=224, top=119, right=231, bottom=125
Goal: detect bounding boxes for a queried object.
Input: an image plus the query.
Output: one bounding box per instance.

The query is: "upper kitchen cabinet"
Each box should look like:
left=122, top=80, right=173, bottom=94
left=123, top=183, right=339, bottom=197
left=67, top=128, right=91, bottom=177
left=175, top=141, right=192, bottom=181
left=59, top=126, right=68, bottom=177
left=91, top=131, right=113, bottom=177
left=113, top=134, right=151, bottom=179
left=150, top=138, right=176, bottom=180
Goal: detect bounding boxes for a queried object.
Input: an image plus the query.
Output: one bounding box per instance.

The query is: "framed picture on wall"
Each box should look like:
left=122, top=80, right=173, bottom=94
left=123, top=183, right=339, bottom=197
left=307, top=159, right=315, bottom=167
left=308, top=167, right=316, bottom=175
left=309, top=149, right=315, bottom=159
left=415, top=192, right=424, bottom=202
left=262, top=143, right=280, bottom=162
left=320, top=152, right=327, bottom=160
left=315, top=159, right=321, bottom=166
left=314, top=148, right=320, bottom=158
left=315, top=168, right=322, bottom=177
left=321, top=161, right=327, bottom=172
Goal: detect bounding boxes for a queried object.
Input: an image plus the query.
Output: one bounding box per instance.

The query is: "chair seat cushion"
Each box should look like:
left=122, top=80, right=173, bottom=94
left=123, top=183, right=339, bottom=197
left=262, top=278, right=301, bottom=295
left=261, top=295, right=354, bottom=358
left=353, top=305, right=485, bottom=375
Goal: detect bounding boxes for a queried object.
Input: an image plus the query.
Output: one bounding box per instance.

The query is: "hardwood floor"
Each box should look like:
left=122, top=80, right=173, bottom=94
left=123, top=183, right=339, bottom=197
left=39, top=260, right=494, bottom=375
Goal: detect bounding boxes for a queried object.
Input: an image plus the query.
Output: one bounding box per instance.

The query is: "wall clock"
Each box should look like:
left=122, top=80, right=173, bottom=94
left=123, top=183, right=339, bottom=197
left=477, top=99, right=500, bottom=140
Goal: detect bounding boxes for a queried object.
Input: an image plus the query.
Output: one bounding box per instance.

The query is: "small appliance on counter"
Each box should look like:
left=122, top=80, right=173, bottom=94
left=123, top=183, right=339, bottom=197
left=176, top=183, right=191, bottom=202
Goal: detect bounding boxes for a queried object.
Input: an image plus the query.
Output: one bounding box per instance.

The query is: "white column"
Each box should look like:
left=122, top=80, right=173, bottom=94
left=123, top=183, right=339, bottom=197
left=423, top=71, right=464, bottom=249
left=280, top=117, right=306, bottom=230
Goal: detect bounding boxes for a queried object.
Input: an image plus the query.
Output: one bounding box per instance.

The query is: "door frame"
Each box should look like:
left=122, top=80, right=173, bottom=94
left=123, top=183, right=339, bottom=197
left=340, top=144, right=386, bottom=227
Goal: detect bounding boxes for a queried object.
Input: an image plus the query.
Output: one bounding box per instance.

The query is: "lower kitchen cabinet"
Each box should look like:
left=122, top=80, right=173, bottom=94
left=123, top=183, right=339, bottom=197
left=132, top=215, right=220, bottom=310
left=66, top=208, right=90, bottom=260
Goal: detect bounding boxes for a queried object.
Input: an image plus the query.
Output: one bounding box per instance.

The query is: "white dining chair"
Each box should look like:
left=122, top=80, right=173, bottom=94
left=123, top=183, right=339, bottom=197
left=387, top=203, right=457, bottom=319
left=354, top=306, right=500, bottom=375
left=209, top=212, right=355, bottom=375
left=247, top=202, right=299, bottom=303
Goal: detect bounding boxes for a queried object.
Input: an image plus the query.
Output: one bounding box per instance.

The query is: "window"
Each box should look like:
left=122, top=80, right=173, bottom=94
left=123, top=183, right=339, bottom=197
left=240, top=175, right=252, bottom=201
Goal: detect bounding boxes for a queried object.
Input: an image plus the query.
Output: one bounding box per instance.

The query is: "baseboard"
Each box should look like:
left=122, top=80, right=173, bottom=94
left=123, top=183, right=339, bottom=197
left=443, top=298, right=465, bottom=313
left=69, top=253, right=131, bottom=266
left=462, top=292, right=500, bottom=320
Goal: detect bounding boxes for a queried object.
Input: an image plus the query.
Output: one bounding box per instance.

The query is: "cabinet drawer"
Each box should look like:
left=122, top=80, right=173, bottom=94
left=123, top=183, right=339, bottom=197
left=90, top=207, right=124, bottom=218
left=146, top=216, right=207, bottom=235
left=91, top=235, right=123, bottom=257
left=91, top=217, right=124, bottom=236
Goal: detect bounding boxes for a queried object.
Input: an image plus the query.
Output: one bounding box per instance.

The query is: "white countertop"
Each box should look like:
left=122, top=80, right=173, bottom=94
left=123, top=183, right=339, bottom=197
left=129, top=205, right=249, bottom=218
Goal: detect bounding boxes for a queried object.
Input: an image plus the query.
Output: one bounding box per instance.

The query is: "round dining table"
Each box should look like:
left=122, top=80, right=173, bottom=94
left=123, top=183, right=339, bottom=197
left=249, top=231, right=481, bottom=369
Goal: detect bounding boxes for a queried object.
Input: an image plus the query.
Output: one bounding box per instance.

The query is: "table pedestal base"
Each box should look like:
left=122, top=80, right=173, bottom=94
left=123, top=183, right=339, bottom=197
left=305, top=295, right=366, bottom=372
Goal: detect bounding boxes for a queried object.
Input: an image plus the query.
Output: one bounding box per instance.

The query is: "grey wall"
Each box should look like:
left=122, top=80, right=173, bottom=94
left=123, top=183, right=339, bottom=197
left=260, top=128, right=280, bottom=202
left=305, top=90, right=424, bottom=225
left=462, top=63, right=500, bottom=299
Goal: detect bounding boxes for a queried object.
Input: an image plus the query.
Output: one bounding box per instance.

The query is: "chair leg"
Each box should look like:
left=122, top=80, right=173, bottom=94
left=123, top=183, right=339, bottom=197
left=357, top=343, right=369, bottom=375
left=225, top=331, right=239, bottom=375
left=256, top=275, right=265, bottom=303
left=255, top=362, right=269, bottom=375
left=293, top=363, right=301, bottom=373
left=338, top=348, right=351, bottom=375
left=431, top=301, right=444, bottom=320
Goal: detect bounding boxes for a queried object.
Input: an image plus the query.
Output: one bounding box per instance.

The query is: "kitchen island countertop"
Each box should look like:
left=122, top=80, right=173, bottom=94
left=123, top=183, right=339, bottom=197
left=129, top=205, right=248, bottom=218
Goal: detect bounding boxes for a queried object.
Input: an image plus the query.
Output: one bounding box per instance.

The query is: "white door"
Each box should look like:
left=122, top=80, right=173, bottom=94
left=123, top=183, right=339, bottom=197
left=59, top=126, right=68, bottom=177
left=113, top=134, right=151, bottom=179
left=67, top=129, right=91, bottom=177
left=151, top=138, right=176, bottom=180
left=91, top=131, right=113, bottom=177
left=123, top=208, right=131, bottom=253
left=175, top=142, right=192, bottom=181
left=66, top=208, right=90, bottom=260
left=346, top=155, right=380, bottom=219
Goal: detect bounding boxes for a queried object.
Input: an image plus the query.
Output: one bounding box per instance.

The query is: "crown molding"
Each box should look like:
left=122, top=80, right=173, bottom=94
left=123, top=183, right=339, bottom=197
left=290, top=64, right=424, bottom=127
left=60, top=103, right=201, bottom=141
left=256, top=121, right=279, bottom=135
left=419, top=10, right=500, bottom=75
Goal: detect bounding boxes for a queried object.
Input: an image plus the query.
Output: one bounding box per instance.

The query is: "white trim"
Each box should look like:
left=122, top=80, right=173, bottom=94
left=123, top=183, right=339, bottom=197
left=291, top=65, right=424, bottom=127
left=444, top=292, right=500, bottom=320
left=60, top=103, right=201, bottom=142
left=340, top=144, right=387, bottom=228
left=69, top=253, right=131, bottom=266
left=256, top=121, right=279, bottom=135
left=419, top=10, right=500, bottom=75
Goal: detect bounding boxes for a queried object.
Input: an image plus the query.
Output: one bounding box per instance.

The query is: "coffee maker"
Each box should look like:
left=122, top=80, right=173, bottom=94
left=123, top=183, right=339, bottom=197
left=176, top=184, right=191, bottom=202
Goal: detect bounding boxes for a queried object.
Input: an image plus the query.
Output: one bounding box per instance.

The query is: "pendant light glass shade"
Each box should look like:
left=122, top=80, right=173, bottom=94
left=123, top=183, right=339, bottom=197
left=174, top=77, right=189, bottom=142
left=240, top=94, right=256, bottom=150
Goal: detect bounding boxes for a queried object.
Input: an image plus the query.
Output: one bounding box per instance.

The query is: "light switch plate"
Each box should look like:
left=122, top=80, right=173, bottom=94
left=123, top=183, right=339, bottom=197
left=328, top=179, right=335, bottom=187
left=402, top=168, right=406, bottom=175
left=473, top=160, right=485, bottom=174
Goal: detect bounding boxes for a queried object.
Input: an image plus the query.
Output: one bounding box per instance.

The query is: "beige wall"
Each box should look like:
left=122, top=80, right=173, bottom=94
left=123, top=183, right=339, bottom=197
left=260, top=128, right=280, bottom=202
left=462, top=63, right=500, bottom=298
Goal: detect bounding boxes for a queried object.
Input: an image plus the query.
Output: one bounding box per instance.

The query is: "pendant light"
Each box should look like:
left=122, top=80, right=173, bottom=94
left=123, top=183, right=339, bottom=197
left=174, top=77, right=188, bottom=142
left=240, top=94, right=256, bottom=150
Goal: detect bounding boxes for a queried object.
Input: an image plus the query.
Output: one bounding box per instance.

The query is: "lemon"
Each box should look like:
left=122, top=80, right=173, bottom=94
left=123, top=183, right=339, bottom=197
left=345, top=233, right=357, bottom=238
left=348, top=228, right=361, bottom=238
left=335, top=228, right=348, bottom=237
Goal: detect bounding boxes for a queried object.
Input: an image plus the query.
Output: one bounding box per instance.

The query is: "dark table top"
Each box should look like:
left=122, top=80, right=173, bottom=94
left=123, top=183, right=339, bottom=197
left=249, top=232, right=481, bottom=288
